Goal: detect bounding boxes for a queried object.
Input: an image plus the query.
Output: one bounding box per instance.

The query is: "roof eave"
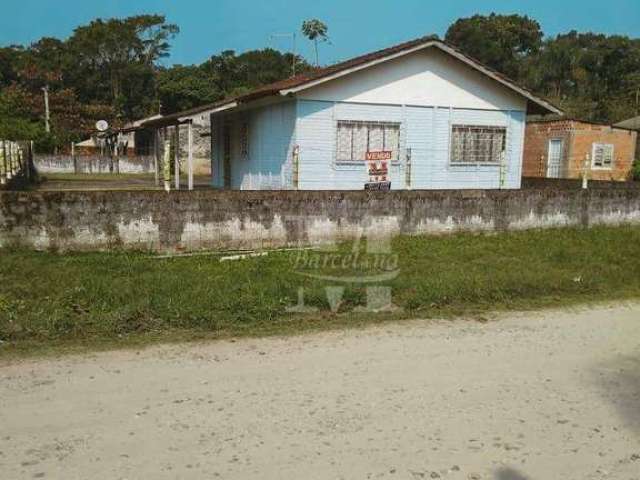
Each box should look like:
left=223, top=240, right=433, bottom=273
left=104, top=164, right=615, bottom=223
left=141, top=102, right=238, bottom=128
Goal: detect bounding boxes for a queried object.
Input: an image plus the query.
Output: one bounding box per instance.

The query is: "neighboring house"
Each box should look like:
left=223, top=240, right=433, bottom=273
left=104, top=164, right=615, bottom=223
left=614, top=115, right=640, bottom=164
left=141, top=107, right=214, bottom=175
left=615, top=115, right=640, bottom=131
left=74, top=136, right=138, bottom=157
left=125, top=114, right=163, bottom=156
left=73, top=137, right=109, bottom=156
left=73, top=114, right=163, bottom=157
left=523, top=118, right=638, bottom=181
left=190, top=37, right=560, bottom=190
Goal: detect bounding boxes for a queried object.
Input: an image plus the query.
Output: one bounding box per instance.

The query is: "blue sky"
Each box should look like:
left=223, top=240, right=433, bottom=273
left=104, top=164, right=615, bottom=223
left=1, top=0, right=639, bottom=66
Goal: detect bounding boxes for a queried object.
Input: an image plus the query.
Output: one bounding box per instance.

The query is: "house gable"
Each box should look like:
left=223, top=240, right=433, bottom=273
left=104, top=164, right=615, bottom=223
left=296, top=48, right=527, bottom=112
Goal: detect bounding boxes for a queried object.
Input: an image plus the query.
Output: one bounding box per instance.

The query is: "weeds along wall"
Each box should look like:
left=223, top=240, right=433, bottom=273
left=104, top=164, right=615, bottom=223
left=1, top=188, right=640, bottom=252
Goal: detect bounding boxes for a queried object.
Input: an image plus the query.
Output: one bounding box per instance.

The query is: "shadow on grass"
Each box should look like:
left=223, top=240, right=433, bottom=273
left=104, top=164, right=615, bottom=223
left=591, top=353, right=640, bottom=436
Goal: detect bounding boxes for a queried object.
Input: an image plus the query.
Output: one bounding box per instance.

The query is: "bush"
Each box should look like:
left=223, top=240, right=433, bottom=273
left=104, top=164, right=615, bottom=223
left=633, top=160, right=640, bottom=181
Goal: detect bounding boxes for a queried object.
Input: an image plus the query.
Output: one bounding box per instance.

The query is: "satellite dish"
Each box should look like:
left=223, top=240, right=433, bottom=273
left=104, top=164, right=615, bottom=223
left=96, top=120, right=109, bottom=132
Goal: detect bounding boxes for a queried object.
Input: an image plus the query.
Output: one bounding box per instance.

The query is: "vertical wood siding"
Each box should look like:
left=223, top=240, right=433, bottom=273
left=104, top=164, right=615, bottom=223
left=296, top=99, right=525, bottom=190
left=211, top=99, right=525, bottom=190
left=212, top=101, right=296, bottom=190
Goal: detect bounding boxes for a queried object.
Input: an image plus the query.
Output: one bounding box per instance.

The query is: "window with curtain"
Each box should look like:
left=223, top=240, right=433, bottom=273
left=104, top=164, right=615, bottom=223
left=450, top=125, right=506, bottom=164
left=336, top=121, right=401, bottom=163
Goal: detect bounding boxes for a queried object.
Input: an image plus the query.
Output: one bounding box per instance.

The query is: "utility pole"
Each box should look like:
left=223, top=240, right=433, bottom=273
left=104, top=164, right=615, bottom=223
left=42, top=85, right=50, bottom=133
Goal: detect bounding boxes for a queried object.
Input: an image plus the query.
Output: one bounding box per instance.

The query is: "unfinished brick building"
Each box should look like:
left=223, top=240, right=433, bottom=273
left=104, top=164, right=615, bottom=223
left=523, top=118, right=637, bottom=181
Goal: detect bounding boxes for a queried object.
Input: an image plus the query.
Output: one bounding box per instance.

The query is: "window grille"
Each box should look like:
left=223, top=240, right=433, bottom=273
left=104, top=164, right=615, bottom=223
left=336, top=121, right=401, bottom=163
left=592, top=143, right=614, bottom=169
left=450, top=125, right=506, bottom=164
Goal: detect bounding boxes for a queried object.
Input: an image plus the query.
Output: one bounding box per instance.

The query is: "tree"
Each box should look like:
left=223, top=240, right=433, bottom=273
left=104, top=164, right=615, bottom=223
left=524, top=32, right=640, bottom=122
left=156, top=64, right=221, bottom=114
left=301, top=19, right=329, bottom=66
left=19, top=37, right=68, bottom=89
left=65, top=15, right=179, bottom=118
left=0, top=82, right=114, bottom=149
left=445, top=14, right=543, bottom=80
left=155, top=48, right=313, bottom=115
left=0, top=46, right=24, bottom=88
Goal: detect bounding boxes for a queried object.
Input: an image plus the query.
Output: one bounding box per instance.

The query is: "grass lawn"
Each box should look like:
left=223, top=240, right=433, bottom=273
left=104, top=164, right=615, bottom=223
left=2, top=225, right=640, bottom=358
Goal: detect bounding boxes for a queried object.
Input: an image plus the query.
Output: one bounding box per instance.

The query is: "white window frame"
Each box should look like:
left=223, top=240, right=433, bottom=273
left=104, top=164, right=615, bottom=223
left=335, top=120, right=401, bottom=165
left=449, top=124, right=507, bottom=166
left=591, top=143, right=614, bottom=170
left=547, top=138, right=565, bottom=178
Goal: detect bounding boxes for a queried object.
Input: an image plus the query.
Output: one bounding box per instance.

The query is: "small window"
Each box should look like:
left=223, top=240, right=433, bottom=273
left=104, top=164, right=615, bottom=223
left=450, top=125, right=506, bottom=165
left=592, top=143, right=614, bottom=169
left=336, top=121, right=400, bottom=163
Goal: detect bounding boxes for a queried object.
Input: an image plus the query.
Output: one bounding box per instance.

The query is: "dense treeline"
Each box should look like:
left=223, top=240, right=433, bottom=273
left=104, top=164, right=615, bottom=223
left=0, top=13, right=638, bottom=151
left=445, top=14, right=640, bottom=124
left=0, top=14, right=313, bottom=150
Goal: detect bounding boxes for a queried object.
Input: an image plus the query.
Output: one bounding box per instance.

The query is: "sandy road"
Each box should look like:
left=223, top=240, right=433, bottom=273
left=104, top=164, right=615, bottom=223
left=1, top=304, right=640, bottom=480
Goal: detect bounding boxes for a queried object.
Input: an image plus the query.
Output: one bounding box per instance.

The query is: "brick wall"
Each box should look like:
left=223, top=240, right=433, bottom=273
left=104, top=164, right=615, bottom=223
left=569, top=121, right=637, bottom=181
left=523, top=120, right=637, bottom=181
left=523, top=121, right=573, bottom=177
left=2, top=188, right=640, bottom=252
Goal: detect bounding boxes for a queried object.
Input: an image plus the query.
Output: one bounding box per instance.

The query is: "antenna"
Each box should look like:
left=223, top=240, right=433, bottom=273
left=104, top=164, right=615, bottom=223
left=96, top=120, right=109, bottom=132
left=269, top=32, right=297, bottom=77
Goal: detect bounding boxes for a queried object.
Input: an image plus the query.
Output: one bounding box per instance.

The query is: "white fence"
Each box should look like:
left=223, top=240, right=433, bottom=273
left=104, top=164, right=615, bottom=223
left=34, top=154, right=156, bottom=174
left=0, top=140, right=31, bottom=187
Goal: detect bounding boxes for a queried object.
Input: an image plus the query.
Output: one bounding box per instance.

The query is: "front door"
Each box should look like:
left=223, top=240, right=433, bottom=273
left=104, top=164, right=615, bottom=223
left=547, top=139, right=564, bottom=178
left=223, top=125, right=231, bottom=188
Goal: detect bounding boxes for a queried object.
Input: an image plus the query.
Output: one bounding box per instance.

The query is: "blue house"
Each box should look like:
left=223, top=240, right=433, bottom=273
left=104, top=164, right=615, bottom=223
left=203, top=37, right=560, bottom=190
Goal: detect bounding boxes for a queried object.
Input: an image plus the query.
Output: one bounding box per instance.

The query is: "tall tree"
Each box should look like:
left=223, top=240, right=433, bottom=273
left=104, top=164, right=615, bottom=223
left=445, top=14, right=543, bottom=80
left=301, top=19, right=329, bottom=66
left=19, top=37, right=68, bottom=89
left=65, top=15, right=178, bottom=118
left=156, top=64, right=221, bottom=114
left=524, top=32, right=640, bottom=121
left=0, top=45, right=24, bottom=88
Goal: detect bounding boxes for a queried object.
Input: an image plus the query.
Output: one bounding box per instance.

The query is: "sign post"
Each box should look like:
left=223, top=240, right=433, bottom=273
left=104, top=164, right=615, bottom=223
left=364, top=151, right=391, bottom=191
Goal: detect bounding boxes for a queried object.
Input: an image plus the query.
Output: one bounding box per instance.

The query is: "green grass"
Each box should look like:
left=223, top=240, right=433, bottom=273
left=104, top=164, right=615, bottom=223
left=2, top=225, right=640, bottom=358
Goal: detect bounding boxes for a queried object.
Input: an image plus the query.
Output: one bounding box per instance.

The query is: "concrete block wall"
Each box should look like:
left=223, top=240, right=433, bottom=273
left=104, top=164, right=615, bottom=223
left=522, top=177, right=640, bottom=190
left=2, top=189, right=640, bottom=252
left=176, top=123, right=211, bottom=176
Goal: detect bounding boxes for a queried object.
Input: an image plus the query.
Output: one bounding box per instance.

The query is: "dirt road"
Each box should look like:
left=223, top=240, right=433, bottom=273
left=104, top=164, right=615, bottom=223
left=1, top=304, right=639, bottom=480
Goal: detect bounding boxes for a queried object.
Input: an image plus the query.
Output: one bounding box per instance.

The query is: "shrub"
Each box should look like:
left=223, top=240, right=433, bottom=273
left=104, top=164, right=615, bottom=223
left=633, top=160, right=640, bottom=181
